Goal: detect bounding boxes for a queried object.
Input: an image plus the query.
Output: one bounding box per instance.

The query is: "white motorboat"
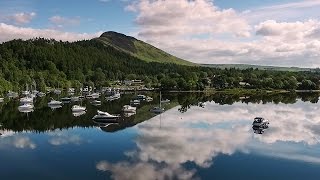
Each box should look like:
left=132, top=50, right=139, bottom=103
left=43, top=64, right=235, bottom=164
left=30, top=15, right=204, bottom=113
left=53, top=89, right=62, bottom=95
left=86, top=92, right=100, bottom=99
left=137, top=94, right=146, bottom=100
left=20, top=97, right=33, bottom=104
left=32, top=90, right=39, bottom=95
left=130, top=99, right=140, bottom=105
left=21, top=90, right=30, bottom=96
left=199, top=102, right=206, bottom=108
left=92, top=110, right=120, bottom=121
left=18, top=103, right=34, bottom=109
left=146, top=96, right=153, bottom=102
left=71, top=96, right=80, bottom=102
left=252, top=117, right=269, bottom=128
left=91, top=100, right=101, bottom=106
left=37, top=92, right=46, bottom=97
left=7, top=91, right=18, bottom=98
left=122, top=105, right=136, bottom=113
left=72, top=105, right=86, bottom=112
left=48, top=99, right=62, bottom=106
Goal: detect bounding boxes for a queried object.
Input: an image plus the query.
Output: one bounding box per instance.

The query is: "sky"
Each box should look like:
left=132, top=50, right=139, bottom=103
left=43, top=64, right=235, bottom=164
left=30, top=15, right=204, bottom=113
left=1, top=0, right=320, bottom=67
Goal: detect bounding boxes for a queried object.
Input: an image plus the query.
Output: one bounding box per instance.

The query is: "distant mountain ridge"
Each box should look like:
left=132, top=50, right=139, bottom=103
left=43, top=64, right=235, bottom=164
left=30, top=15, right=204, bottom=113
left=95, top=31, right=194, bottom=66
left=201, top=64, right=315, bottom=72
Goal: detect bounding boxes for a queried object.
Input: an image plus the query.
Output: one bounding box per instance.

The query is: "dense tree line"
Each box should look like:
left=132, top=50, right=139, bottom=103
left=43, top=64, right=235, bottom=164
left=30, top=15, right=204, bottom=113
left=0, top=38, right=320, bottom=94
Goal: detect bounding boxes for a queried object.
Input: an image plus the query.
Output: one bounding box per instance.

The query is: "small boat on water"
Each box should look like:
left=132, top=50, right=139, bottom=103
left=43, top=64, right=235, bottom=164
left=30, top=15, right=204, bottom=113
left=122, top=105, right=136, bottom=113
left=7, top=91, right=18, bottom=98
left=72, top=105, right=86, bottom=112
left=18, top=103, right=34, bottom=110
left=48, top=99, right=63, bottom=106
left=92, top=110, right=120, bottom=122
left=199, top=102, right=206, bottom=108
left=130, top=99, right=140, bottom=105
left=21, top=90, right=30, bottom=96
left=91, top=100, right=101, bottom=106
left=146, top=96, right=153, bottom=102
left=37, top=92, right=46, bottom=97
left=71, top=96, right=80, bottom=102
left=137, top=94, right=146, bottom=100
left=86, top=93, right=100, bottom=99
left=252, top=117, right=269, bottom=128
left=53, top=89, right=62, bottom=95
left=20, top=97, right=33, bottom=104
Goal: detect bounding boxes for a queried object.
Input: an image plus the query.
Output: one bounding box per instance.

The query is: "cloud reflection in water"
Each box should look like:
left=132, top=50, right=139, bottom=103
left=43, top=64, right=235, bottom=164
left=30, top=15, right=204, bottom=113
left=97, top=100, right=320, bottom=179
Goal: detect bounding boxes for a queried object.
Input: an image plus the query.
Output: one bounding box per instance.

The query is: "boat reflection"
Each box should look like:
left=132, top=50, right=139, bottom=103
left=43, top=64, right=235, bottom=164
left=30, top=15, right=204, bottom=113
left=252, top=125, right=268, bottom=134
left=123, top=112, right=136, bottom=117
left=93, top=121, right=120, bottom=133
left=72, top=111, right=86, bottom=117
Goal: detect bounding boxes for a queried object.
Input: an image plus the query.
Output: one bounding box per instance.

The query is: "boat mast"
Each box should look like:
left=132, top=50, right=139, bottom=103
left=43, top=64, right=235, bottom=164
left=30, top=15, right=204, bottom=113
left=159, top=91, right=161, bottom=109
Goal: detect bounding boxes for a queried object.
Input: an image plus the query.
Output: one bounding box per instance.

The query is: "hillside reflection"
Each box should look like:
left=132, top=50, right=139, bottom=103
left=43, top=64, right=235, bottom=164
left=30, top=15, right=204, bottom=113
left=0, top=92, right=319, bottom=134
left=96, top=97, right=320, bottom=179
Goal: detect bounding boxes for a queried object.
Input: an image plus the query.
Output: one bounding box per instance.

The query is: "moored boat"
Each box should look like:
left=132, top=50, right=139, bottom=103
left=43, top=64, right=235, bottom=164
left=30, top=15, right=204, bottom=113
left=18, top=103, right=34, bottom=110
left=92, top=110, right=120, bottom=122
left=72, top=105, right=86, bottom=112
left=20, top=97, right=33, bottom=104
left=122, top=105, right=136, bottom=113
left=252, top=117, right=269, bottom=128
left=48, top=99, right=63, bottom=106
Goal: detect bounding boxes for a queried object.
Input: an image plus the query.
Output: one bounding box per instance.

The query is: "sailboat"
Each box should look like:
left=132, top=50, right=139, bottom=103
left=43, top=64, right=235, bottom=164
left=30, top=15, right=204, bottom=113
left=150, top=92, right=164, bottom=114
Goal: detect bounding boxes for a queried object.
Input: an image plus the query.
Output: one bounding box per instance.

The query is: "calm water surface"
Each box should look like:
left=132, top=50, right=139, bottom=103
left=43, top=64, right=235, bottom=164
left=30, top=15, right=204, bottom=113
left=0, top=93, right=320, bottom=180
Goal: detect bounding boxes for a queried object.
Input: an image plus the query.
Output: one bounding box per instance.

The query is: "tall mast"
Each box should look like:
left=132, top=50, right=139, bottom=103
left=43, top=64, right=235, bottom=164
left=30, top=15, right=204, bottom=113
left=159, top=91, right=161, bottom=108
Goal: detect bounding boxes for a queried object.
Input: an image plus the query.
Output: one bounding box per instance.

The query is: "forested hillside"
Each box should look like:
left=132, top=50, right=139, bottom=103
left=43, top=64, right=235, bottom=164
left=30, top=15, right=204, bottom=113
left=0, top=37, right=320, bottom=93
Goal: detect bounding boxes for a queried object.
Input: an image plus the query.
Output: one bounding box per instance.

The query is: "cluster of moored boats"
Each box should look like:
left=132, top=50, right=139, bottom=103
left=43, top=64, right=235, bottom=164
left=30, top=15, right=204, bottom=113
left=1, top=89, right=170, bottom=121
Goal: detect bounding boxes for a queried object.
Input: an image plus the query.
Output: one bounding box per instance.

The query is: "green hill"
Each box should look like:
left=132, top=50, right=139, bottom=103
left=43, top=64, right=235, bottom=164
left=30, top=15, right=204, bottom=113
left=96, top=31, right=194, bottom=66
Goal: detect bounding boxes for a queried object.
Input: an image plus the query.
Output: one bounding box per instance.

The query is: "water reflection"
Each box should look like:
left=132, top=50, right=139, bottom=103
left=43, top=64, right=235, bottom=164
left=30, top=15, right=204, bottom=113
left=0, top=130, right=36, bottom=150
left=97, top=99, right=320, bottom=179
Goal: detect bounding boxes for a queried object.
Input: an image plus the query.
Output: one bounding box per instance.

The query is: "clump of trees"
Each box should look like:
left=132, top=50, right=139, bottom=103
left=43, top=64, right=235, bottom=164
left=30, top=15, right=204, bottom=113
left=0, top=38, right=320, bottom=94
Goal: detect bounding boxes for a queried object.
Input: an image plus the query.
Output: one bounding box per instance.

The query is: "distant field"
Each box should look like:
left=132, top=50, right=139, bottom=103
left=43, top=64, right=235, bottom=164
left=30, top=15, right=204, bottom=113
left=201, top=64, right=314, bottom=72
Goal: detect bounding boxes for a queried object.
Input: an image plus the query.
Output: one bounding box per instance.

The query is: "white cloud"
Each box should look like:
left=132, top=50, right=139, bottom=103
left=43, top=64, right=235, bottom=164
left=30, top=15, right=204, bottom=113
left=49, top=15, right=81, bottom=28
left=48, top=132, right=84, bottom=146
left=0, top=23, right=102, bottom=43
left=0, top=134, right=36, bottom=150
left=13, top=136, right=36, bottom=149
left=128, top=0, right=250, bottom=38
left=126, top=0, right=320, bottom=67
left=96, top=161, right=197, bottom=180
left=7, top=12, right=36, bottom=24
